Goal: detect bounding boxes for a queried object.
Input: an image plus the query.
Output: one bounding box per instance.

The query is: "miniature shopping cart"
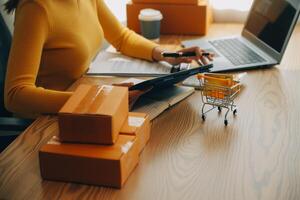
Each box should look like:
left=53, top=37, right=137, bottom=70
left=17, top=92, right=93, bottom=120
left=197, top=73, right=241, bottom=126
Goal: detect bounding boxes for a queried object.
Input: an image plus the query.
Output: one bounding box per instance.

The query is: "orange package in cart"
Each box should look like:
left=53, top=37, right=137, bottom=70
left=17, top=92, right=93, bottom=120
left=197, top=74, right=236, bottom=99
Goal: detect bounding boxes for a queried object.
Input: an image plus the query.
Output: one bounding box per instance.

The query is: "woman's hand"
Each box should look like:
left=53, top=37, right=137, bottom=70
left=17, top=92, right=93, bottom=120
left=152, top=46, right=214, bottom=66
left=112, top=82, right=153, bottom=110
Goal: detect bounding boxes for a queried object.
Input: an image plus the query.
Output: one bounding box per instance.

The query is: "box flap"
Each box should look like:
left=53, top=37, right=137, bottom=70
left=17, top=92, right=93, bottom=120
left=59, top=84, right=128, bottom=116
left=96, top=86, right=128, bottom=116
left=59, top=84, right=91, bottom=114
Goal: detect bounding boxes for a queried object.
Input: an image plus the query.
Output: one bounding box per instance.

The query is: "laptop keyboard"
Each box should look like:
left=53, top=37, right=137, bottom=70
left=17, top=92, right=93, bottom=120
left=209, top=38, right=266, bottom=66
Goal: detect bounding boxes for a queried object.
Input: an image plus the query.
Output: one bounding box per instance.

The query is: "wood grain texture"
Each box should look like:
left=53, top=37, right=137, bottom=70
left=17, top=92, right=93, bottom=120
left=1, top=24, right=300, bottom=200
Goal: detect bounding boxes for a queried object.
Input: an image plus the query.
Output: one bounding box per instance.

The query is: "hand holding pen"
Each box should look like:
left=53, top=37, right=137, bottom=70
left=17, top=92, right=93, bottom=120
left=159, top=46, right=214, bottom=66
left=152, top=46, right=214, bottom=69
left=162, top=51, right=211, bottom=58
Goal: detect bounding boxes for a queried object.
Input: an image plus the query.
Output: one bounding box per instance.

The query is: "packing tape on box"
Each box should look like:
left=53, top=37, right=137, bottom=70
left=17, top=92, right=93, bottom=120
left=121, top=141, right=134, bottom=153
left=74, top=85, right=114, bottom=114
left=128, top=116, right=145, bottom=127
left=47, top=136, right=134, bottom=154
left=47, top=136, right=61, bottom=145
left=102, top=85, right=114, bottom=94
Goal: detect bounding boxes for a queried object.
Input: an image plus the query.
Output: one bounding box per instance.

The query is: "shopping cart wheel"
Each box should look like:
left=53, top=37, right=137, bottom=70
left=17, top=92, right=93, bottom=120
left=218, top=107, right=222, bottom=112
left=224, top=120, right=228, bottom=126
left=202, top=114, right=206, bottom=121
left=233, top=109, right=237, bottom=115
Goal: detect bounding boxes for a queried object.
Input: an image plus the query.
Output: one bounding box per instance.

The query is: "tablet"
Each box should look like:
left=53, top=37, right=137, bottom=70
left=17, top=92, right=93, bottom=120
left=129, top=64, right=213, bottom=91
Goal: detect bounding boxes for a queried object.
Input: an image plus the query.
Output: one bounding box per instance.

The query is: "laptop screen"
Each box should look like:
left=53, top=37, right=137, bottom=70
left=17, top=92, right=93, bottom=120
left=244, top=0, right=300, bottom=53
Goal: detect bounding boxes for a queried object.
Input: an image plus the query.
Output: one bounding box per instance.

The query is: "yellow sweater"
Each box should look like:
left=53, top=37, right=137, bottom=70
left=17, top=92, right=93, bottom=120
left=4, top=0, right=158, bottom=117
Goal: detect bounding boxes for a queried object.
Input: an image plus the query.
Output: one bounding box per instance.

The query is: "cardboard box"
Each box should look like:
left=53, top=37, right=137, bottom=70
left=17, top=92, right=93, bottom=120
left=132, top=0, right=199, bottom=5
left=127, top=1, right=212, bottom=35
left=39, top=135, right=139, bottom=188
left=58, top=84, right=128, bottom=144
left=120, top=112, right=150, bottom=153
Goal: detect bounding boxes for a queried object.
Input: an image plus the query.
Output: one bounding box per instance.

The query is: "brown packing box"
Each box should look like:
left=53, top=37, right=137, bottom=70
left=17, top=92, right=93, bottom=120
left=132, top=0, right=199, bottom=5
left=39, top=135, right=139, bottom=188
left=58, top=84, right=128, bottom=144
left=120, top=112, right=151, bottom=153
left=127, top=0, right=212, bottom=35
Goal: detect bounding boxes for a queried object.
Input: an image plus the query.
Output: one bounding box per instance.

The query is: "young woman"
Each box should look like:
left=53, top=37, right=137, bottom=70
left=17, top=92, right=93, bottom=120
left=4, top=0, right=213, bottom=118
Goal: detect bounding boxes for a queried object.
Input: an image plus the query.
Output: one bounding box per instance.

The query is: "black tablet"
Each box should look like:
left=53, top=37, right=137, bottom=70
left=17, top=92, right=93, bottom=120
left=129, top=64, right=213, bottom=91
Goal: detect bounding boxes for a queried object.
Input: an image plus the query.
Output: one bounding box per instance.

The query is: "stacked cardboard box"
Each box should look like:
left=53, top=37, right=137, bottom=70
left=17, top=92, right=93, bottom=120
left=132, top=0, right=199, bottom=5
left=39, top=84, right=151, bottom=188
left=127, top=0, right=212, bottom=35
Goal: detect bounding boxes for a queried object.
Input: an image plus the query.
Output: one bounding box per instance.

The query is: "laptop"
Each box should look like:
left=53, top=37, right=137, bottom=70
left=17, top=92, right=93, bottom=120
left=182, top=0, right=300, bottom=72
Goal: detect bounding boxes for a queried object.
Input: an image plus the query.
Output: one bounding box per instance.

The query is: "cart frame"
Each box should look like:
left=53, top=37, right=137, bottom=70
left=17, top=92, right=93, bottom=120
left=198, top=75, right=241, bottom=126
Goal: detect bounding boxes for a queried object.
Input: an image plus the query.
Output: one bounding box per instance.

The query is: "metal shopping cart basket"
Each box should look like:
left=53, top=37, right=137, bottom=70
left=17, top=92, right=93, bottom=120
left=197, top=74, right=241, bottom=126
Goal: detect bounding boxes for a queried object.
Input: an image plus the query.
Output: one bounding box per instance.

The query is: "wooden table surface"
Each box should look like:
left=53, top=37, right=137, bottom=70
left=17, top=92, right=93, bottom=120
left=1, top=24, right=300, bottom=200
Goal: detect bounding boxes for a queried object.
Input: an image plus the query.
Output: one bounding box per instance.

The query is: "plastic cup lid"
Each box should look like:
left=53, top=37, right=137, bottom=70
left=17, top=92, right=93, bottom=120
left=138, top=9, right=163, bottom=21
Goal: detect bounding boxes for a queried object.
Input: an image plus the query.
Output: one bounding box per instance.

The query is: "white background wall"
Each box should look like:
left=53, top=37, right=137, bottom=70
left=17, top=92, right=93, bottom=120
left=1, top=0, right=299, bottom=32
left=104, top=0, right=254, bottom=23
left=0, top=0, right=14, bottom=33
left=104, top=0, right=128, bottom=22
left=104, top=0, right=300, bottom=23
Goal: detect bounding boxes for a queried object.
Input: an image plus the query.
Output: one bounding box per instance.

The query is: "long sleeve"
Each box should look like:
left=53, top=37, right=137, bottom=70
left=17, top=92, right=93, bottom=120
left=96, top=0, right=159, bottom=61
left=4, top=2, right=72, bottom=117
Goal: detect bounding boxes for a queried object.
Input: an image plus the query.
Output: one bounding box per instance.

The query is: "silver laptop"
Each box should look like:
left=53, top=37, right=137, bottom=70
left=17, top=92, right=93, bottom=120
left=182, top=0, right=300, bottom=72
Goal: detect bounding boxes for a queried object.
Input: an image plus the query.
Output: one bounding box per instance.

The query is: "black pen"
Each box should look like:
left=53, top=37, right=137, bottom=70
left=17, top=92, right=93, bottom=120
left=162, top=51, right=210, bottom=58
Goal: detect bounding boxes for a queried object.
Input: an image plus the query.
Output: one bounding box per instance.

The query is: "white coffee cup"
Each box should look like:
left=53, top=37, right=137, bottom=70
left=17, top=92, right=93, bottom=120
left=138, top=9, right=163, bottom=39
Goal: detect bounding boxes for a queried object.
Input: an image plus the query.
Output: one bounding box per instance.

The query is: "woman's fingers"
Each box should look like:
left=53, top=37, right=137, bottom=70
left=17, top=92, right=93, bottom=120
left=179, top=57, right=193, bottom=63
left=159, top=46, right=214, bottom=66
left=164, top=57, right=193, bottom=65
left=129, top=90, right=142, bottom=101
left=178, top=46, right=214, bottom=65
left=129, top=90, right=144, bottom=109
left=207, top=53, right=214, bottom=61
left=200, top=56, right=210, bottom=65
left=178, top=46, right=201, bottom=53
left=129, top=86, right=153, bottom=109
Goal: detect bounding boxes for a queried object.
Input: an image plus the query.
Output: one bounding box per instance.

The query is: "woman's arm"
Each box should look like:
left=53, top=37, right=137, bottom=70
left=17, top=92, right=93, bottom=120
left=96, top=0, right=159, bottom=61
left=4, top=2, right=72, bottom=116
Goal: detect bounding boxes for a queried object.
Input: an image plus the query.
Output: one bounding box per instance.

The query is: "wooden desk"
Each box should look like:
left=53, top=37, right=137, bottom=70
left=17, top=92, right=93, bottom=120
left=1, top=24, right=300, bottom=200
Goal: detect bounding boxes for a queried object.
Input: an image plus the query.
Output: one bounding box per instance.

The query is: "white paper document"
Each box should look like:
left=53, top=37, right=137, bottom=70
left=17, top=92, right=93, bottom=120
left=87, top=51, right=173, bottom=77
